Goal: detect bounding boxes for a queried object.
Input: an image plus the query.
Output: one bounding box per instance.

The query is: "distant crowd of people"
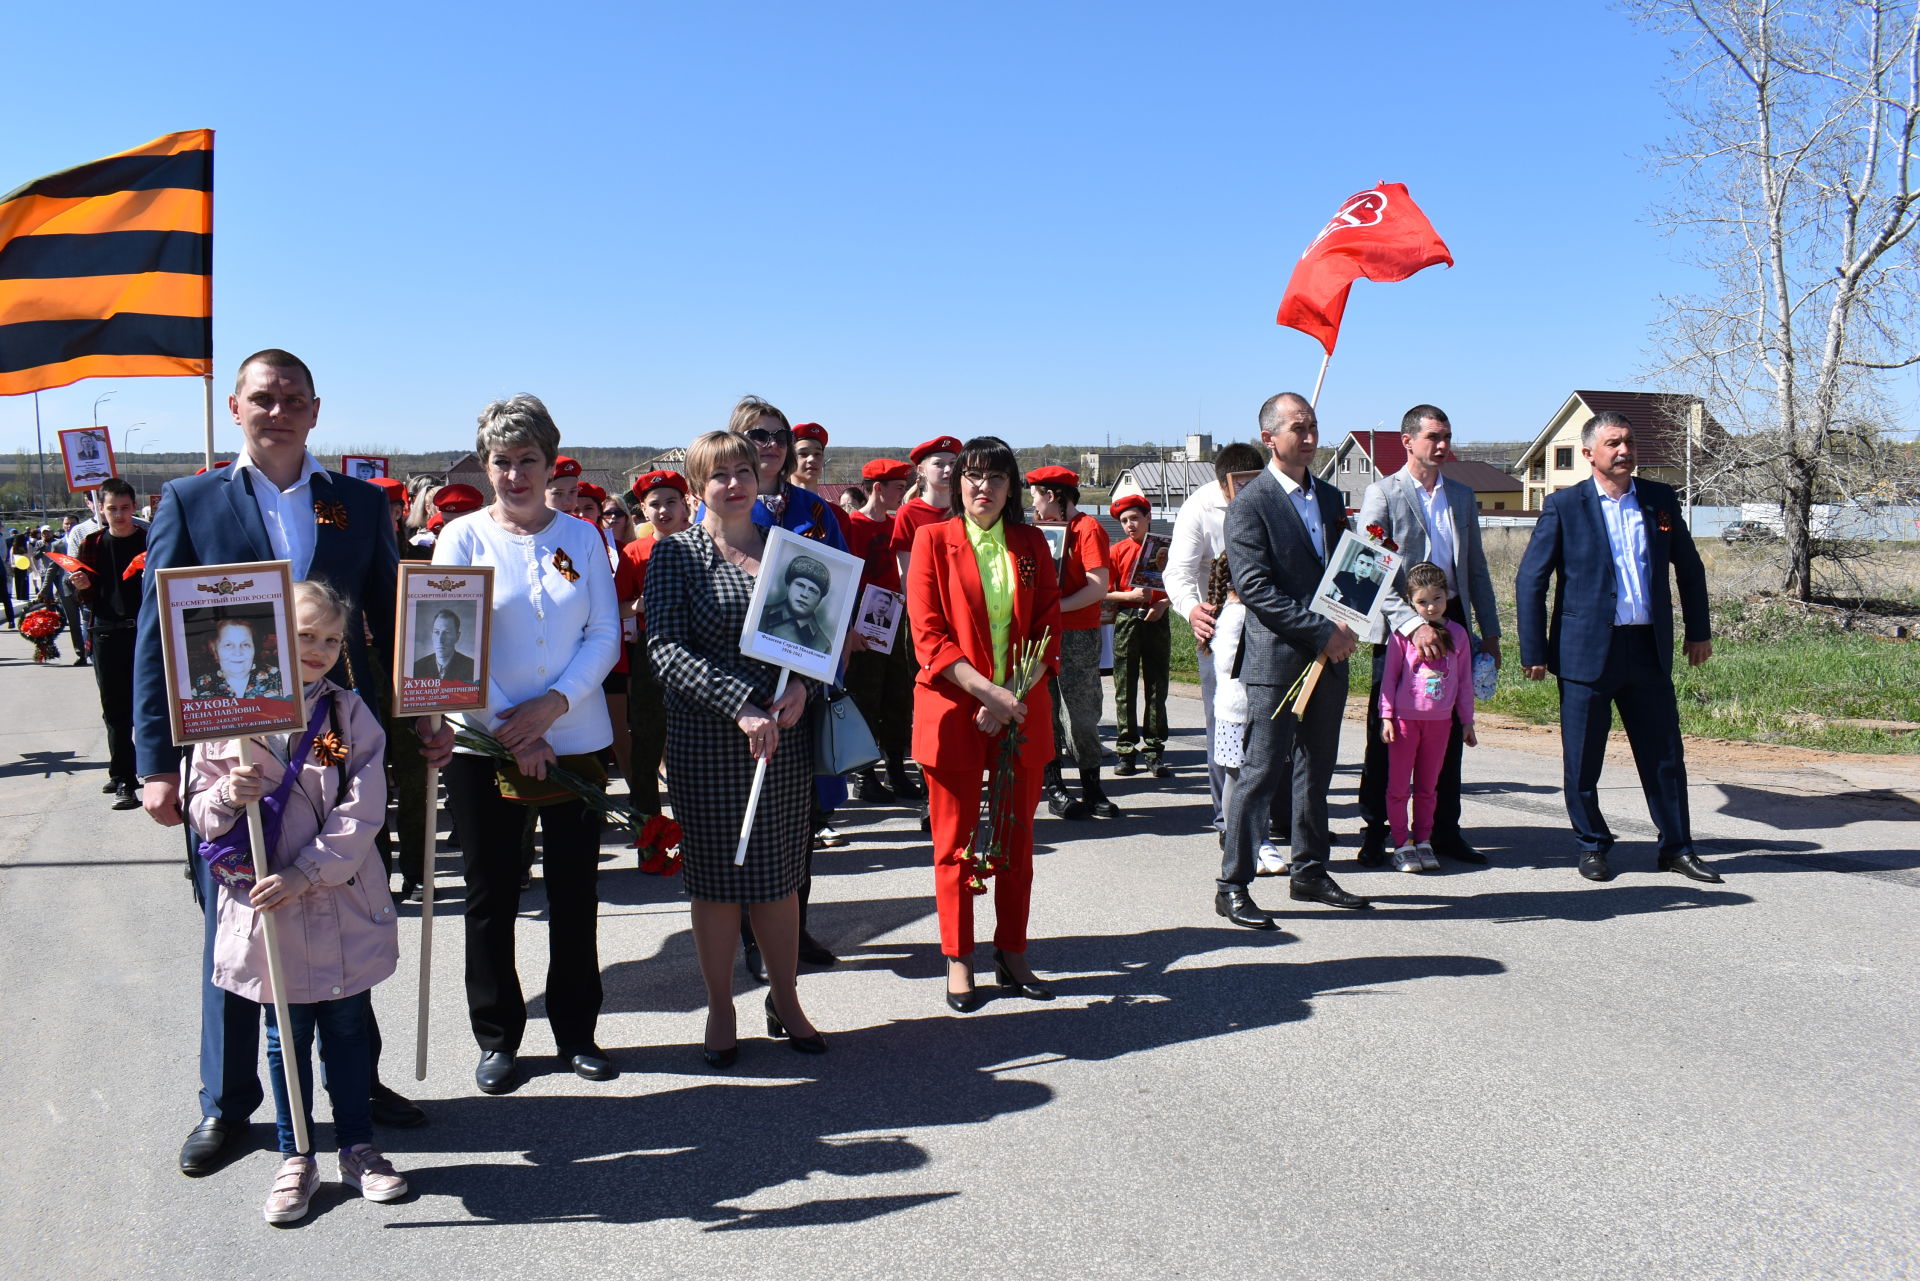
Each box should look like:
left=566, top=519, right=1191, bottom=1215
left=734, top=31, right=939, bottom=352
left=12, top=347, right=1719, bottom=1226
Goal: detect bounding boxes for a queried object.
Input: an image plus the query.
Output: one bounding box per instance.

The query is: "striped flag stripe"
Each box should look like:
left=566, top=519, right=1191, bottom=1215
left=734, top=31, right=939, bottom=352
left=0, top=350, right=207, bottom=398
left=0, top=272, right=206, bottom=326
left=0, top=134, right=211, bottom=205
left=0, top=186, right=212, bottom=245
left=0, top=314, right=209, bottom=380
left=0, top=230, right=210, bottom=281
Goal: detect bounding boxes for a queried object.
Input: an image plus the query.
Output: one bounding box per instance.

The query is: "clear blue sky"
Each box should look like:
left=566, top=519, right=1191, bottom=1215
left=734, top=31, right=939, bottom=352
left=4, top=1, right=1865, bottom=463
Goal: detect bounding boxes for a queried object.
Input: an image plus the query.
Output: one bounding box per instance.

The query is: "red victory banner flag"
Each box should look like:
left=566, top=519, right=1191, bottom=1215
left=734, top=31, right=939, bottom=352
left=0, top=129, right=213, bottom=396
left=1276, top=181, right=1452, bottom=358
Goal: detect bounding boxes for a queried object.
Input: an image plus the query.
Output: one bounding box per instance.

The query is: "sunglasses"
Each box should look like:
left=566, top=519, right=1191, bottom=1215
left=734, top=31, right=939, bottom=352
left=745, top=428, right=785, bottom=445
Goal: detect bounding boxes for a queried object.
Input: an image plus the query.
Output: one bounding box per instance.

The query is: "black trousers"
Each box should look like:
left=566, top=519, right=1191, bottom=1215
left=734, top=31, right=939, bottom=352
left=1357, top=597, right=1469, bottom=844
left=627, top=638, right=667, bottom=815
left=1221, top=662, right=1347, bottom=889
left=444, top=754, right=603, bottom=1054
left=91, top=625, right=137, bottom=785
left=1558, top=625, right=1693, bottom=857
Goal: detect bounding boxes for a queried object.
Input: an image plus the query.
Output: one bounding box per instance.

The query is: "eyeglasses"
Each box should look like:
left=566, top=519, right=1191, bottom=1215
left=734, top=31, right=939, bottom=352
left=745, top=428, right=784, bottom=445
left=960, top=470, right=1011, bottom=489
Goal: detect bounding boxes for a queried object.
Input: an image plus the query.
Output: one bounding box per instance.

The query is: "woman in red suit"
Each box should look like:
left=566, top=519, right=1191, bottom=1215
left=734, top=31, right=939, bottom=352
left=907, top=436, right=1062, bottom=1013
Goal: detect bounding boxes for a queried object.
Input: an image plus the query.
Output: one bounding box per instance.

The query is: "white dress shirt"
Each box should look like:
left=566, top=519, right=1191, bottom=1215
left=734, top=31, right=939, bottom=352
left=232, top=449, right=326, bottom=579
left=1270, top=460, right=1326, bottom=560
left=1597, top=481, right=1653, bottom=625
left=1162, top=479, right=1229, bottom=619
left=1413, top=474, right=1457, bottom=597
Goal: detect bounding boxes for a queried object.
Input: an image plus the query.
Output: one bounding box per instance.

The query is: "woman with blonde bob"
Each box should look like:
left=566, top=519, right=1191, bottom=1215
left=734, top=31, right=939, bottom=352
left=647, top=429, right=825, bottom=1067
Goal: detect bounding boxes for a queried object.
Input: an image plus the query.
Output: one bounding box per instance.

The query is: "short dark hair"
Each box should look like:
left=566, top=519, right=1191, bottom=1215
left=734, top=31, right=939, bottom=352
left=845, top=484, right=867, bottom=505
left=1213, top=441, right=1264, bottom=486
left=97, top=477, right=136, bottom=504
left=1257, top=391, right=1313, bottom=434
left=234, top=348, right=315, bottom=396
left=431, top=608, right=462, bottom=635
left=1401, top=404, right=1449, bottom=436
left=947, top=436, right=1026, bottom=524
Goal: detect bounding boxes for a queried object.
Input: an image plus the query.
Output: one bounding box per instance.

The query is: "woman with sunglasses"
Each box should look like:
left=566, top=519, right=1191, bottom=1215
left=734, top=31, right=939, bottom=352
left=905, top=436, right=1061, bottom=1013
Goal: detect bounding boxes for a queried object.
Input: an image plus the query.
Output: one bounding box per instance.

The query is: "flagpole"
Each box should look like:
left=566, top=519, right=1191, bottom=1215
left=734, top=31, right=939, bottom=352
left=32, top=392, right=46, bottom=513
left=414, top=713, right=441, bottom=1081
left=202, top=376, right=215, bottom=471
left=1309, top=353, right=1331, bottom=409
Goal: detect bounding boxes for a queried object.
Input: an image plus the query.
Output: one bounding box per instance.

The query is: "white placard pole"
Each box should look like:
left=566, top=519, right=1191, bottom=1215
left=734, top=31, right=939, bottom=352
left=236, top=738, right=311, bottom=1155
left=415, top=712, right=441, bottom=1081
left=733, top=669, right=791, bottom=866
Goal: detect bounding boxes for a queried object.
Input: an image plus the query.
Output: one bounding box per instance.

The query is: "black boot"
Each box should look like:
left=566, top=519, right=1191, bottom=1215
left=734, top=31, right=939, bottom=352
left=886, top=753, right=923, bottom=799
left=1081, top=765, right=1120, bottom=819
left=849, top=766, right=890, bottom=802
left=1045, top=760, right=1089, bottom=819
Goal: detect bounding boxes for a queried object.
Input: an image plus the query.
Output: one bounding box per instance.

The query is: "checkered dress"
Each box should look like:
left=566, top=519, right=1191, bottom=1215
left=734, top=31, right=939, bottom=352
left=645, top=526, right=814, bottom=902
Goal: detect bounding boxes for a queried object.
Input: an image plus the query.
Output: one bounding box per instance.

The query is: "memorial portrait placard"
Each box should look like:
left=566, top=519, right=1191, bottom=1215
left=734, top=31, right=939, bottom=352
left=393, top=564, right=493, bottom=717
left=1131, top=532, right=1171, bottom=592
left=59, top=427, right=116, bottom=490
left=739, top=527, right=862, bottom=684
left=154, top=560, right=303, bottom=745
left=341, top=454, right=389, bottom=481
left=1309, top=528, right=1405, bottom=634
left=853, top=584, right=904, bottom=654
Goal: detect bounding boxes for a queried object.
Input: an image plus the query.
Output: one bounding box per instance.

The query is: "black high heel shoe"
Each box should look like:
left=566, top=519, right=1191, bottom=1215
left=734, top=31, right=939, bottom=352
left=702, top=1044, right=738, bottom=1070
left=764, top=993, right=827, bottom=1054
left=945, top=958, right=982, bottom=1013
left=993, top=948, right=1054, bottom=1001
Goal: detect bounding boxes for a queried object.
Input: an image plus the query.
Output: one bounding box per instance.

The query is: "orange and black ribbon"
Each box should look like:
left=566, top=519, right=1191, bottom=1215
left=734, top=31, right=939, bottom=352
left=552, top=547, right=579, bottom=582
left=313, top=498, right=349, bottom=529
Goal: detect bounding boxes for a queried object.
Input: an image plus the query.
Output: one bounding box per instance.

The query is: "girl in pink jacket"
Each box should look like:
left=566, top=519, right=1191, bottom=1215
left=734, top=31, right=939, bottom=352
left=1378, top=562, right=1479, bottom=874
left=188, top=580, right=407, bottom=1224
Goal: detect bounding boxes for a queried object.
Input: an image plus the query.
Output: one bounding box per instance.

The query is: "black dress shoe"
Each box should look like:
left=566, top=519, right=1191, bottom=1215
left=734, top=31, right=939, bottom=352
left=1048, top=794, right=1091, bottom=819
left=111, top=782, right=140, bottom=810
left=992, top=947, right=1054, bottom=1000
left=1432, top=837, right=1489, bottom=865
left=1659, top=851, right=1724, bottom=883
left=1289, top=873, right=1372, bottom=910
left=396, top=877, right=421, bottom=904
left=100, top=781, right=117, bottom=794
left=702, top=1044, right=739, bottom=1069
left=742, top=940, right=768, bottom=984
left=1214, top=888, right=1277, bottom=930
left=1147, top=754, right=1173, bottom=779
left=1355, top=827, right=1389, bottom=867
left=798, top=933, right=838, bottom=967
left=764, top=993, right=828, bottom=1053
left=178, top=1117, right=241, bottom=1176
left=1579, top=850, right=1614, bottom=882
left=1114, top=755, right=1139, bottom=777
left=370, top=1081, right=427, bottom=1128
left=565, top=1046, right=618, bottom=1081
left=945, top=986, right=983, bottom=1013
left=475, top=1050, right=518, bottom=1095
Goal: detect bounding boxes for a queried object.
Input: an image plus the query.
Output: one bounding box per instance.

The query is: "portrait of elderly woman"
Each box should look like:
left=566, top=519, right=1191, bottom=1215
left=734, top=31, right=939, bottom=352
left=760, top=554, right=834, bottom=654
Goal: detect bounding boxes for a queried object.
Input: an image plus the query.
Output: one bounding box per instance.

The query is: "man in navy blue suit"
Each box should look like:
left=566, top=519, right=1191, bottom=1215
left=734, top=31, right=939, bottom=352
left=1515, top=410, right=1722, bottom=884
left=134, top=349, right=426, bottom=1175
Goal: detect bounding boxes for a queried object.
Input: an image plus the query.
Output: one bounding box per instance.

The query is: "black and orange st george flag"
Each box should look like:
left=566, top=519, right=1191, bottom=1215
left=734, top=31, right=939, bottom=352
left=0, top=129, right=212, bottom=396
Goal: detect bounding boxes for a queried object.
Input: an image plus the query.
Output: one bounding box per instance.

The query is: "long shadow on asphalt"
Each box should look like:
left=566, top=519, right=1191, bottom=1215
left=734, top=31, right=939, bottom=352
left=387, top=928, right=1505, bottom=1230
left=1715, top=781, right=1920, bottom=829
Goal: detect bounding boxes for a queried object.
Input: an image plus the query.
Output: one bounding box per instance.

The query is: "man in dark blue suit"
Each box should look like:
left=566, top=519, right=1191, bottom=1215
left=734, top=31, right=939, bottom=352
left=1515, top=410, right=1721, bottom=884
left=134, top=349, right=424, bottom=1175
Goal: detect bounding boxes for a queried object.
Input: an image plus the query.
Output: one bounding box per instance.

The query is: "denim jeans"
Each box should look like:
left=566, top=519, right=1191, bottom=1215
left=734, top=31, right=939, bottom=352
left=263, top=989, right=374, bottom=1155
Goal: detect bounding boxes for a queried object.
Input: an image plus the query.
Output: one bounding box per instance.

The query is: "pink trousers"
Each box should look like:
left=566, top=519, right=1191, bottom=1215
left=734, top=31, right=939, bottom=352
left=1386, top=717, right=1452, bottom=846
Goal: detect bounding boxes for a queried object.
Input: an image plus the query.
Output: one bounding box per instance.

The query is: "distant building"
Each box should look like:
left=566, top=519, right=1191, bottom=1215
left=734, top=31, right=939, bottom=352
left=1437, top=460, right=1525, bottom=512
left=1317, top=433, right=1523, bottom=511
left=1078, top=451, right=1158, bottom=487
left=1109, top=460, right=1218, bottom=506
left=1513, top=390, right=1718, bottom=510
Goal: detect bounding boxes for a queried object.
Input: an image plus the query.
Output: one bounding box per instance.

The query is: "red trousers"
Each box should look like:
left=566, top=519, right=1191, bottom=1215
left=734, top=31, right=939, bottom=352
left=924, top=762, right=1042, bottom=959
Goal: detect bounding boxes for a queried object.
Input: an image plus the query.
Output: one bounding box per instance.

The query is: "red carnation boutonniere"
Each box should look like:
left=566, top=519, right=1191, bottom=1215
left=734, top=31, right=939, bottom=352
left=1655, top=509, right=1674, bottom=533
left=634, top=814, right=683, bottom=876
left=552, top=547, right=580, bottom=582
left=313, top=498, right=350, bottom=530
left=1015, top=554, right=1037, bottom=588
left=310, top=731, right=348, bottom=767
left=1365, top=522, right=1399, bottom=553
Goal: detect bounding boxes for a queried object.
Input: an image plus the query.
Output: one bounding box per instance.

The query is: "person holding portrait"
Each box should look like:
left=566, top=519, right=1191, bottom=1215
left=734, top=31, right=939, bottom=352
left=907, top=436, right=1061, bottom=1013
left=431, top=394, right=622, bottom=1094
left=646, top=429, right=827, bottom=1066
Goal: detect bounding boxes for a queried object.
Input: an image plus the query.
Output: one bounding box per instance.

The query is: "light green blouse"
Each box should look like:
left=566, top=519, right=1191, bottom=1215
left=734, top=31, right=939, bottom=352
left=963, top=515, right=1015, bottom=683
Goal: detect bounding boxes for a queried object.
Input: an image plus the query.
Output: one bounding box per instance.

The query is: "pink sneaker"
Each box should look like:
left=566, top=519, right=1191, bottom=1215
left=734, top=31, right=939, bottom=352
left=338, top=1144, right=409, bottom=1203
left=262, top=1155, right=319, bottom=1224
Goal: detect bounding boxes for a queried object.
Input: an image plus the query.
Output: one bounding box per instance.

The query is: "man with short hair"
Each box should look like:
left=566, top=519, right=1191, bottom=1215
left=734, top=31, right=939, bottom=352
left=414, top=608, right=475, bottom=682
left=1217, top=393, right=1371, bottom=929
left=69, top=478, right=145, bottom=807
left=1354, top=405, right=1502, bottom=867
left=1516, top=411, right=1719, bottom=884
left=134, top=348, right=425, bottom=1175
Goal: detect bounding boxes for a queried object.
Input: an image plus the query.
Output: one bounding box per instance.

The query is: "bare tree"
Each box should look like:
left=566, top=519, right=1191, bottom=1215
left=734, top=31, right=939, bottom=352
left=1633, top=0, right=1920, bottom=600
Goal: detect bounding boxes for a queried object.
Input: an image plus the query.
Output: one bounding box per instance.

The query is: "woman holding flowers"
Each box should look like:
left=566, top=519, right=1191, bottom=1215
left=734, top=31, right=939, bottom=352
left=432, top=394, right=621, bottom=1095
left=906, top=435, right=1061, bottom=1013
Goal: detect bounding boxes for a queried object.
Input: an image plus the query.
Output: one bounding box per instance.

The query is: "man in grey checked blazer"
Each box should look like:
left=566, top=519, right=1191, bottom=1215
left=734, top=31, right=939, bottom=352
left=1217, top=392, right=1372, bottom=930
left=1353, top=404, right=1502, bottom=866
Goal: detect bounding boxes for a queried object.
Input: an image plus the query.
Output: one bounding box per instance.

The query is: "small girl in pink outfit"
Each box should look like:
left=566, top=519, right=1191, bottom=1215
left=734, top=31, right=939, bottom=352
left=1378, top=562, right=1478, bottom=873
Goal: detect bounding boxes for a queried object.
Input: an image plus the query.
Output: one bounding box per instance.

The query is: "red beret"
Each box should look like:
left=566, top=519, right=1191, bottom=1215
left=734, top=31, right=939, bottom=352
left=860, top=458, right=910, bottom=481
left=631, top=469, right=690, bottom=498
left=1025, top=465, right=1079, bottom=488
left=792, top=422, right=828, bottom=446
left=911, top=436, right=962, bottom=463
left=368, top=476, right=406, bottom=496
left=433, top=483, right=485, bottom=515
left=1110, top=493, right=1150, bottom=519
left=550, top=456, right=582, bottom=479
left=576, top=481, right=607, bottom=505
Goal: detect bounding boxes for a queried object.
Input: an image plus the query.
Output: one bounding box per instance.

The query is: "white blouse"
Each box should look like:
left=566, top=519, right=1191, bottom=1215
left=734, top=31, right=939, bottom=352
left=433, top=508, right=620, bottom=756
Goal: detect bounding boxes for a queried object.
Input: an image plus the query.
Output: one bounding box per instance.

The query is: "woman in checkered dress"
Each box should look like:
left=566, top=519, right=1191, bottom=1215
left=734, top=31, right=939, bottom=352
left=646, top=430, right=825, bottom=1066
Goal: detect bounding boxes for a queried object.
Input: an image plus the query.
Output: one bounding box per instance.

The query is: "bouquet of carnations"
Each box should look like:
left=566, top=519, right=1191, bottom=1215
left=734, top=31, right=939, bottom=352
left=964, top=628, right=1052, bottom=895
left=20, top=607, right=62, bottom=663
left=635, top=813, right=684, bottom=876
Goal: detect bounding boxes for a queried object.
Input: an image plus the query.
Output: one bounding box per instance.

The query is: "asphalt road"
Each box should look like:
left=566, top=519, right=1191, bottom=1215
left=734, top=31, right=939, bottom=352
left=1, top=649, right=1915, bottom=1280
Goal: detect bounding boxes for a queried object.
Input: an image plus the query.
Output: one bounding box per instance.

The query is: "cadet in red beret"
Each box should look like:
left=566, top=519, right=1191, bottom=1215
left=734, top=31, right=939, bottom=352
left=427, top=482, right=484, bottom=534
left=1026, top=465, right=1117, bottom=820
left=884, top=436, right=964, bottom=815
left=630, top=469, right=690, bottom=500
left=862, top=458, right=912, bottom=483
left=789, top=422, right=830, bottom=494
left=1105, top=494, right=1173, bottom=778
left=843, top=456, right=918, bottom=801
left=546, top=455, right=582, bottom=513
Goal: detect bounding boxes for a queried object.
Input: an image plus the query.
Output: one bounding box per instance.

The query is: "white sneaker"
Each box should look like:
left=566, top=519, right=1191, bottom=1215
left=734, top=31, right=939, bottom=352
left=813, top=825, right=849, bottom=849
left=338, top=1143, right=409, bottom=1203
left=1416, top=842, right=1440, bottom=871
left=262, top=1154, right=319, bottom=1224
left=1255, top=841, right=1290, bottom=876
left=1391, top=844, right=1423, bottom=873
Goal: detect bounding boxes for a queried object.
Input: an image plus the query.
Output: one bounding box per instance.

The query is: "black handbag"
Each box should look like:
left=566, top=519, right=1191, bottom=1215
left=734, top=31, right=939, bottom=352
left=813, top=686, right=882, bottom=777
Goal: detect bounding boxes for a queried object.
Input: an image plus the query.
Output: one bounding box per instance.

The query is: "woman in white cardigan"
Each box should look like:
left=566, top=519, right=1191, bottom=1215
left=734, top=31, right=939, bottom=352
left=433, top=394, right=621, bottom=1095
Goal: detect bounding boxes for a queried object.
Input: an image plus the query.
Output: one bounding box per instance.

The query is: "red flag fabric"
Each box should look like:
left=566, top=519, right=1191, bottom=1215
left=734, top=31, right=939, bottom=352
left=122, top=550, right=146, bottom=579
left=1276, top=182, right=1452, bottom=356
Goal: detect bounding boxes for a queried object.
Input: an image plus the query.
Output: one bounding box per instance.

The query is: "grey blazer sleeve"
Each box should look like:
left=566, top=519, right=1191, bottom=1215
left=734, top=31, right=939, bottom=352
left=1356, top=479, right=1417, bottom=638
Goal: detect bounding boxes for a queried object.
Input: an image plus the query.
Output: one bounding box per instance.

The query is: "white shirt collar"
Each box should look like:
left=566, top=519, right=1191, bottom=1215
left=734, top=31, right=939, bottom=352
left=233, top=449, right=326, bottom=492
left=1268, top=458, right=1312, bottom=497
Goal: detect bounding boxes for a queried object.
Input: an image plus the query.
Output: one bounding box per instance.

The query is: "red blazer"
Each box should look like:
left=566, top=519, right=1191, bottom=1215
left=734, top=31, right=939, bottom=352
left=908, top=516, right=1061, bottom=773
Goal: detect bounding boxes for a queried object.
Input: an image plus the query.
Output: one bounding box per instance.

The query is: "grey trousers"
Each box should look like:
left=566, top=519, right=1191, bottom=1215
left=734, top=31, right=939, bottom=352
left=1219, top=663, right=1347, bottom=891
left=1050, top=627, right=1105, bottom=769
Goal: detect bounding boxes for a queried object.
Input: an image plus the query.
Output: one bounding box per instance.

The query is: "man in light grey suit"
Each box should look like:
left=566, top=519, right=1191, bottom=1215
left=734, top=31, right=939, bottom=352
left=1354, top=405, right=1502, bottom=866
left=1216, top=392, right=1371, bottom=929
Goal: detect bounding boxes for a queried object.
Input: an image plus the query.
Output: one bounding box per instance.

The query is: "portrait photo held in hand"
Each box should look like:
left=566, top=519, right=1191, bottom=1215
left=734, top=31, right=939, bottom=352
left=59, top=426, right=116, bottom=490
left=854, top=584, right=904, bottom=653
left=1131, top=532, right=1172, bottom=592
left=740, top=527, right=862, bottom=684
left=341, top=454, right=389, bottom=481
left=394, top=563, right=493, bottom=716
left=153, top=560, right=303, bottom=745
left=1312, top=528, right=1405, bottom=635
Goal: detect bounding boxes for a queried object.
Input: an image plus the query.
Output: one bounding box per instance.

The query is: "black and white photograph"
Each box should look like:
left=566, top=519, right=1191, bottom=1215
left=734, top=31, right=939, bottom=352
left=1037, top=522, right=1068, bottom=568
left=153, top=560, right=303, bottom=744
left=1310, top=527, right=1405, bottom=633
left=341, top=454, right=389, bottom=481
left=853, top=584, right=904, bottom=654
left=58, top=426, right=116, bottom=490
left=739, top=527, right=863, bottom=683
left=393, top=563, right=493, bottom=716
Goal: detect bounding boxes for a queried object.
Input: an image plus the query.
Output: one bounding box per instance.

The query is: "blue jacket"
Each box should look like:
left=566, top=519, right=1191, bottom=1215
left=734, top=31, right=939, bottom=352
left=134, top=465, right=398, bottom=779
left=1514, top=476, right=1709, bottom=683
